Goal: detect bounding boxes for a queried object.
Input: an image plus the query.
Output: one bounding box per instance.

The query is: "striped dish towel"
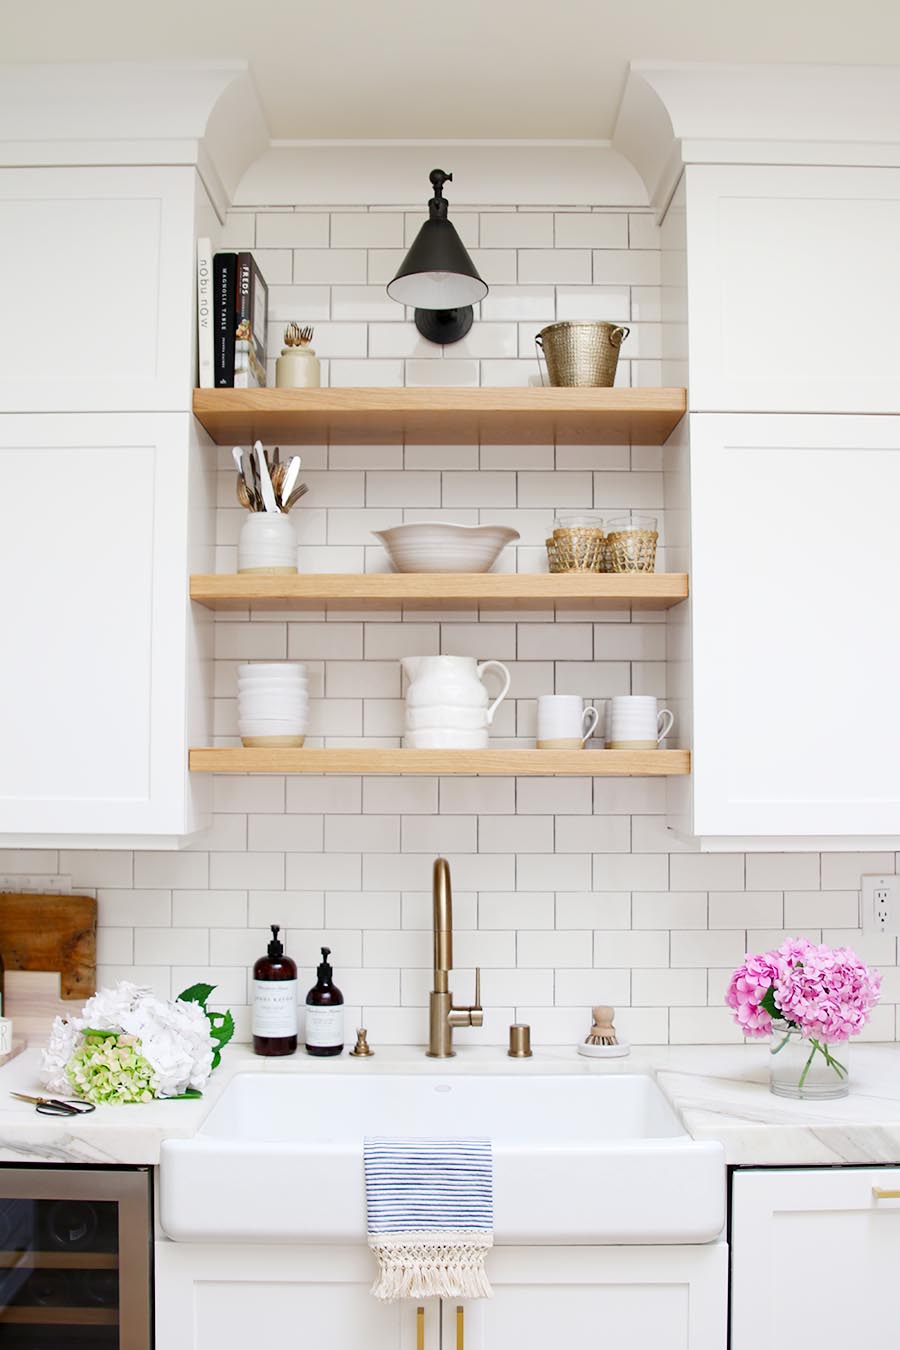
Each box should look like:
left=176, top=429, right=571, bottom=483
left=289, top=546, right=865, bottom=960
left=364, top=1136, right=493, bottom=1301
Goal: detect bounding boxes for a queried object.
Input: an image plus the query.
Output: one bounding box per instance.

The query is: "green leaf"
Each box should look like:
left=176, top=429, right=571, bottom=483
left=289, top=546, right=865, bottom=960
left=208, top=1009, right=236, bottom=1070
left=177, top=983, right=216, bottom=1008
left=759, top=987, right=781, bottom=1020
left=166, top=1088, right=204, bottom=1100
left=82, top=1027, right=122, bottom=1038
left=176, top=984, right=234, bottom=1074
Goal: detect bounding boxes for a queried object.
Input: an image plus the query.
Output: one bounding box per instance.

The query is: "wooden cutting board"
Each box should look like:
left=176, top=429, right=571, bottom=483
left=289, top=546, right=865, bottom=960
left=0, top=894, right=96, bottom=1000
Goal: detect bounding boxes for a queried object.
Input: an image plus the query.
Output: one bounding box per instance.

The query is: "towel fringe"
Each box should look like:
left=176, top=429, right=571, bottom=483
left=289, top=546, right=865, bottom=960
left=369, top=1233, right=493, bottom=1302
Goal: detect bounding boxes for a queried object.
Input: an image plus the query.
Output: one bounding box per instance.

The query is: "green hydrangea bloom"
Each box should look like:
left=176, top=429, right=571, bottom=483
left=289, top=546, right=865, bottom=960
left=66, top=1032, right=158, bottom=1105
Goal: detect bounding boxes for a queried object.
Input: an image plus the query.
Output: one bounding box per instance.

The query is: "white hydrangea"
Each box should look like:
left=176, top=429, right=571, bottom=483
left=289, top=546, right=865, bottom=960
left=41, top=982, right=215, bottom=1099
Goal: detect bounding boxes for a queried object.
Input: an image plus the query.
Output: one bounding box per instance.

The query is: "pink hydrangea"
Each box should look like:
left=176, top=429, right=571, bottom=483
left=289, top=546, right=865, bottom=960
left=774, top=940, right=881, bottom=1043
left=725, top=939, right=880, bottom=1043
left=725, top=951, right=784, bottom=1038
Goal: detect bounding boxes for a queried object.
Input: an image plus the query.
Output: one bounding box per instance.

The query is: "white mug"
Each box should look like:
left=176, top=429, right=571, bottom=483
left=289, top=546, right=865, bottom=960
left=537, top=695, right=599, bottom=750
left=607, top=695, right=674, bottom=750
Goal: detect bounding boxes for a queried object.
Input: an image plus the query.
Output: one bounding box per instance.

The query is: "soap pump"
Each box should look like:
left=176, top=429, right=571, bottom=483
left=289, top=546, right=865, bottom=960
left=305, top=946, right=344, bottom=1057
left=252, top=924, right=298, bottom=1057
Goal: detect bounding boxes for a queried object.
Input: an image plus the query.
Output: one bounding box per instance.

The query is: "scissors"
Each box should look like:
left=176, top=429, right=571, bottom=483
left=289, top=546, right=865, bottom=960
left=10, top=1092, right=96, bottom=1117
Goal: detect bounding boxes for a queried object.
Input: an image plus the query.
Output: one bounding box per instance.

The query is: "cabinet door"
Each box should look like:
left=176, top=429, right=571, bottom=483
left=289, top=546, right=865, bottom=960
left=732, top=1167, right=900, bottom=1350
left=154, top=1242, right=438, bottom=1350
left=457, top=1245, right=727, bottom=1350
left=0, top=412, right=210, bottom=840
left=687, top=164, right=900, bottom=413
left=0, top=166, right=196, bottom=413
left=690, top=412, right=900, bottom=839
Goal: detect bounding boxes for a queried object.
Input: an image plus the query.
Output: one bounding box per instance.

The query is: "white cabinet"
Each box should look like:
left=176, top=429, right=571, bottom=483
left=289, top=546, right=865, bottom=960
left=672, top=411, right=900, bottom=844
left=155, top=1242, right=727, bottom=1350
left=155, top=1242, right=437, bottom=1350
left=732, top=1167, right=900, bottom=1350
left=686, top=164, right=900, bottom=413
left=462, top=1245, right=726, bottom=1350
left=0, top=413, right=213, bottom=843
left=0, top=166, right=199, bottom=412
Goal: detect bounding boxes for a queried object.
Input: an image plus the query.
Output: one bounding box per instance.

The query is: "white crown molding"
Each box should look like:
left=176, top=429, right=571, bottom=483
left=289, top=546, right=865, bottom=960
left=234, top=141, right=648, bottom=207
left=0, top=61, right=268, bottom=220
left=614, top=61, right=900, bottom=213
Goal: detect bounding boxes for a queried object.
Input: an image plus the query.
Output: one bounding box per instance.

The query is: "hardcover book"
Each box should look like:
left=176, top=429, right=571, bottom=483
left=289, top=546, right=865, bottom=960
left=196, top=237, right=214, bottom=388
left=213, top=252, right=237, bottom=387
left=234, top=251, right=268, bottom=388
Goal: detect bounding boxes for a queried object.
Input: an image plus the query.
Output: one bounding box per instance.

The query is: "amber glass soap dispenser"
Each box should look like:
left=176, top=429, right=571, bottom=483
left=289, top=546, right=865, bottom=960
left=253, top=924, right=298, bottom=1057
left=305, top=947, right=344, bottom=1056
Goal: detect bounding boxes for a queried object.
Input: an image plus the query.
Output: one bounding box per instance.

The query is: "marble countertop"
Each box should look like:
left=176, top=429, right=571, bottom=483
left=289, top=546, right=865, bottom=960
left=2, top=1042, right=900, bottom=1167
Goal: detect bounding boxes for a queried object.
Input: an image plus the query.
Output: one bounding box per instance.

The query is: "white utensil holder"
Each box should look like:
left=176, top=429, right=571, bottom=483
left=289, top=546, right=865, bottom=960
left=237, top=512, right=298, bottom=574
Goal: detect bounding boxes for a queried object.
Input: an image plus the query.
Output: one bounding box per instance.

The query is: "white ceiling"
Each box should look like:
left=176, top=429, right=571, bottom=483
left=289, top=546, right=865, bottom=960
left=7, top=0, right=900, bottom=140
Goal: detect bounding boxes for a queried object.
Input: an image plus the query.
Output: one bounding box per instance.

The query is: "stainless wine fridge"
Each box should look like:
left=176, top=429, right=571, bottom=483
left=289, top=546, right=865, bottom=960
left=0, top=1165, right=151, bottom=1349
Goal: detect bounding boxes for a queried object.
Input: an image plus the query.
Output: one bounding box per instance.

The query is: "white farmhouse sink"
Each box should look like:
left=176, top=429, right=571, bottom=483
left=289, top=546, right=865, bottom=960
left=160, top=1071, right=725, bottom=1245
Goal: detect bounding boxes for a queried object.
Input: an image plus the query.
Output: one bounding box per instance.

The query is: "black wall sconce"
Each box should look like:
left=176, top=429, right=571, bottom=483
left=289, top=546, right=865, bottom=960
left=386, top=169, right=488, bottom=344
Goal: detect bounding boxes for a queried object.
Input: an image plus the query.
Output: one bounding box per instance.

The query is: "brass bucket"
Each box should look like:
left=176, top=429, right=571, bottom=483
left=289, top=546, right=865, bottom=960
left=535, top=320, right=630, bottom=387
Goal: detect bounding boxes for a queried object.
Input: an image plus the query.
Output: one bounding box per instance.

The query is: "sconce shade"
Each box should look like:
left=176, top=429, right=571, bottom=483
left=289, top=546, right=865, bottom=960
left=387, top=218, right=488, bottom=309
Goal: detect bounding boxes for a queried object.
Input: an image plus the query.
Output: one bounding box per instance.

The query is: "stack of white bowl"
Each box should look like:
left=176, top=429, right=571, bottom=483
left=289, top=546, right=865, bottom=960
left=237, top=663, right=308, bottom=747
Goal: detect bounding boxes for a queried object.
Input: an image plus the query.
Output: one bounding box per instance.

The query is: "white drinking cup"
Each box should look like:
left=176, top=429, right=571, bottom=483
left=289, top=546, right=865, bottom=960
left=536, top=695, right=600, bottom=750
left=607, top=695, right=674, bottom=749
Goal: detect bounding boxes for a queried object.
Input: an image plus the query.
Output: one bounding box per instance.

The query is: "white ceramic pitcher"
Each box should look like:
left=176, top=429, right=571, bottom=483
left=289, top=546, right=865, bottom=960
left=401, top=655, right=511, bottom=749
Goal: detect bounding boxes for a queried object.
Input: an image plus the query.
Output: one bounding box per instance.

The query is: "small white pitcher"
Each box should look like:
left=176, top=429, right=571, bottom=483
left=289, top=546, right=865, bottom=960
left=401, top=655, right=511, bottom=749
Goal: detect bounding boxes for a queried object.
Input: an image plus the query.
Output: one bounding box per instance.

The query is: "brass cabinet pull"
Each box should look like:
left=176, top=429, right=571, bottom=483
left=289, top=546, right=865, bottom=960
left=872, top=1187, right=900, bottom=1200
left=417, top=1306, right=425, bottom=1350
left=456, top=1305, right=464, bottom=1350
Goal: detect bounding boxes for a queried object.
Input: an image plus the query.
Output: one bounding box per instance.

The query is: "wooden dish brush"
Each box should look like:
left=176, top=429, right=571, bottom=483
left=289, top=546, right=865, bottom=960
left=577, top=1005, right=630, bottom=1058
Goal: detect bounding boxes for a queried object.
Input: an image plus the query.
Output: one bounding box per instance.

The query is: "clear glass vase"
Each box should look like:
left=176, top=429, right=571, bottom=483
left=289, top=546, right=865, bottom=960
left=769, top=1021, right=850, bottom=1100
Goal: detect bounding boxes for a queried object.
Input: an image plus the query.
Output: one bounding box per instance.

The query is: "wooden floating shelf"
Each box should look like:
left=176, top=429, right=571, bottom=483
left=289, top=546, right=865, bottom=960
left=190, top=572, right=688, bottom=612
left=192, top=386, right=686, bottom=447
left=189, top=748, right=690, bottom=776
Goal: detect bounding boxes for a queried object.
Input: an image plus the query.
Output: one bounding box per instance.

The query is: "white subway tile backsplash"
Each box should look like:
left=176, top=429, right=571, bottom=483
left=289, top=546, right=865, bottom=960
left=60, top=850, right=132, bottom=888
left=135, top=927, right=209, bottom=964
left=293, top=249, right=367, bottom=284
left=632, top=968, right=706, bottom=1006
left=592, top=249, right=660, bottom=285
left=267, top=285, right=331, bottom=321
left=670, top=930, right=747, bottom=969
left=632, top=891, right=707, bottom=929
left=555, top=214, right=628, bottom=248
left=669, top=854, right=744, bottom=892
left=480, top=214, right=554, bottom=247
left=746, top=853, right=821, bottom=891
left=325, top=815, right=400, bottom=853
left=517, top=853, right=591, bottom=892
left=134, top=851, right=208, bottom=889
left=256, top=213, right=329, bottom=247
left=97, top=889, right=172, bottom=927
left=595, top=930, right=668, bottom=968
left=518, top=930, right=592, bottom=968
left=331, top=213, right=403, bottom=247
left=480, top=286, right=555, bottom=321
left=519, top=250, right=591, bottom=284
left=555, top=816, right=631, bottom=853
left=821, top=851, right=894, bottom=889
left=707, top=890, right=783, bottom=930
left=15, top=197, right=897, bottom=1051
left=209, top=852, right=284, bottom=890
left=784, top=889, right=860, bottom=928
left=479, top=816, right=554, bottom=854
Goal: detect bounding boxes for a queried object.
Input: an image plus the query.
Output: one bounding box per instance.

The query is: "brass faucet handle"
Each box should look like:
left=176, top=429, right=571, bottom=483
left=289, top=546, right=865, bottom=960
left=468, top=967, right=484, bottom=1026
left=349, top=1027, right=374, bottom=1057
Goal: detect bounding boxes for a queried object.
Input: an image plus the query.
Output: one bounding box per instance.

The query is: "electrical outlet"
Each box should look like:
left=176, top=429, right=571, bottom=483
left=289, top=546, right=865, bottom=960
left=862, top=875, right=900, bottom=934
